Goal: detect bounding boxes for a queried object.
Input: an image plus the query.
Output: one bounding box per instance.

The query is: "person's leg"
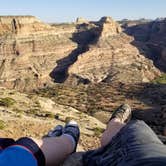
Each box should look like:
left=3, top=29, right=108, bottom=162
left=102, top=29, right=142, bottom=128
left=84, top=104, right=166, bottom=166
left=101, top=104, right=131, bottom=147
left=83, top=104, right=132, bottom=165
left=33, top=135, right=74, bottom=166
left=33, top=121, right=80, bottom=166
left=101, top=118, right=125, bottom=147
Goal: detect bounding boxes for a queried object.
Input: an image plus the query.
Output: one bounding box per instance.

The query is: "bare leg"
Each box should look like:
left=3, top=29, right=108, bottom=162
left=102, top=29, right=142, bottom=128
left=33, top=135, right=74, bottom=166
left=101, top=118, right=126, bottom=147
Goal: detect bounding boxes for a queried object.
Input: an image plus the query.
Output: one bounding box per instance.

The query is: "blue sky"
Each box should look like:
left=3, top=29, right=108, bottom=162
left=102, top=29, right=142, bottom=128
left=0, top=0, right=165, bottom=23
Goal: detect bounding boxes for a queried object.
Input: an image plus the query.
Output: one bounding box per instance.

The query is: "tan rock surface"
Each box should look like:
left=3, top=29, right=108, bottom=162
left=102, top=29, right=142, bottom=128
left=0, top=16, right=163, bottom=90
left=68, top=18, right=160, bottom=84
left=99, top=16, right=122, bottom=37
left=76, top=17, right=89, bottom=24
left=0, top=16, right=77, bottom=90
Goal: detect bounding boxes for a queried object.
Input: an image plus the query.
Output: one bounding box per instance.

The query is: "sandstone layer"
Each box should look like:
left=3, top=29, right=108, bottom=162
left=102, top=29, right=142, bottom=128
left=67, top=17, right=160, bottom=85
left=0, top=16, right=77, bottom=90
left=125, top=18, right=166, bottom=71
left=0, top=16, right=163, bottom=90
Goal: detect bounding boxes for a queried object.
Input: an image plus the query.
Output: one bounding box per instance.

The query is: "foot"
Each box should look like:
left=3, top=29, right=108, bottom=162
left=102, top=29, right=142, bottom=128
left=110, top=104, right=132, bottom=123
left=63, top=120, right=80, bottom=153
left=43, top=125, right=63, bottom=138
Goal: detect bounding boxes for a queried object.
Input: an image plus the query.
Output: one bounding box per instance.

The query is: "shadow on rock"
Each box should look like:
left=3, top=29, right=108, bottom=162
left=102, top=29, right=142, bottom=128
left=123, top=19, right=166, bottom=72
left=121, top=82, right=166, bottom=136
left=50, top=23, right=100, bottom=83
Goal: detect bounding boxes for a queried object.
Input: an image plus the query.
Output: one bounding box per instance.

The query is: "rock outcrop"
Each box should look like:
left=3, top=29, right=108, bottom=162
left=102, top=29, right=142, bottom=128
left=125, top=18, right=166, bottom=71
left=99, top=17, right=122, bottom=37
left=67, top=17, right=160, bottom=85
left=76, top=17, right=89, bottom=24
left=0, top=16, right=53, bottom=35
left=0, top=16, right=77, bottom=90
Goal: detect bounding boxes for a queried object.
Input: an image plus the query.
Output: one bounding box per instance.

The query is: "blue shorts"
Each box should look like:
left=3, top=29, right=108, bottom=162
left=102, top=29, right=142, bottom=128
left=0, top=137, right=45, bottom=166
left=83, top=120, right=166, bottom=166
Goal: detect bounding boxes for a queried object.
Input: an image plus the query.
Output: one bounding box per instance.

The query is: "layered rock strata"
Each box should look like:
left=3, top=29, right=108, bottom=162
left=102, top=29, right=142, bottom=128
left=125, top=18, right=166, bottom=71
left=67, top=17, right=160, bottom=84
left=0, top=16, right=77, bottom=90
left=0, top=16, right=162, bottom=90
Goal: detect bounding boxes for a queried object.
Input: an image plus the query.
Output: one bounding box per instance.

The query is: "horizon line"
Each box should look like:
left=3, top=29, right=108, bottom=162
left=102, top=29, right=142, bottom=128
left=0, top=14, right=165, bottom=23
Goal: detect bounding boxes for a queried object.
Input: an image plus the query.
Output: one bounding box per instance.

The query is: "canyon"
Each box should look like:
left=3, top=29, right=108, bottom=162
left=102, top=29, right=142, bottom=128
left=0, top=15, right=166, bottom=154
left=0, top=16, right=164, bottom=90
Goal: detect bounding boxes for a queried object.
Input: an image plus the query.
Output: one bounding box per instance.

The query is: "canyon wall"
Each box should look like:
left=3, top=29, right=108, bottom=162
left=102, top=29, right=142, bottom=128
left=0, top=16, right=163, bottom=90
left=0, top=16, right=77, bottom=90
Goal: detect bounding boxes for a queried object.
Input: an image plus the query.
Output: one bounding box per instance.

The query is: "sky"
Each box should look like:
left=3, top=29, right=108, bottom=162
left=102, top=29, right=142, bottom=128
left=0, top=0, right=165, bottom=23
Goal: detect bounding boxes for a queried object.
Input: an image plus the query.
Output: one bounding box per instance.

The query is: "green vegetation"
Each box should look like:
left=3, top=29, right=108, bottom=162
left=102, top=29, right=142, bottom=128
left=153, top=74, right=166, bottom=84
left=55, top=113, right=60, bottom=120
left=0, top=97, right=16, bottom=107
left=88, top=108, right=99, bottom=116
left=25, top=108, right=55, bottom=119
left=34, top=101, right=41, bottom=108
left=65, top=117, right=72, bottom=123
left=26, top=108, right=40, bottom=115
left=12, top=108, right=23, bottom=114
left=51, top=23, right=75, bottom=28
left=0, top=120, right=6, bottom=130
left=93, top=127, right=104, bottom=136
left=44, top=112, right=55, bottom=119
left=33, top=83, right=130, bottom=122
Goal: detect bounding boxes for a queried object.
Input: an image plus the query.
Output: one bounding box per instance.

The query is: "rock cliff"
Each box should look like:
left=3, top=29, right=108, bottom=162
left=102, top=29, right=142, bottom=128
left=125, top=18, right=166, bottom=71
left=0, top=16, right=163, bottom=90
left=0, top=16, right=77, bottom=90
left=67, top=17, right=160, bottom=85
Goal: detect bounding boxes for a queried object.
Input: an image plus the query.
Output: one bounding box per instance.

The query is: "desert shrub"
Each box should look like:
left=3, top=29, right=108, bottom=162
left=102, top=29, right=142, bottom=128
left=88, top=108, right=99, bottom=116
left=25, top=77, right=31, bottom=84
left=27, top=94, right=34, bottom=99
left=55, top=113, right=60, bottom=120
left=12, top=108, right=23, bottom=114
left=34, top=101, right=41, bottom=108
left=15, top=114, right=22, bottom=118
left=0, top=120, right=6, bottom=130
left=8, top=92, right=15, bottom=95
left=51, top=23, right=75, bottom=28
left=93, top=127, right=104, bottom=136
left=153, top=74, right=166, bottom=84
left=26, top=109, right=55, bottom=119
left=44, top=112, right=55, bottom=119
left=65, top=117, right=72, bottom=123
left=0, top=97, right=16, bottom=107
left=26, top=108, right=40, bottom=115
